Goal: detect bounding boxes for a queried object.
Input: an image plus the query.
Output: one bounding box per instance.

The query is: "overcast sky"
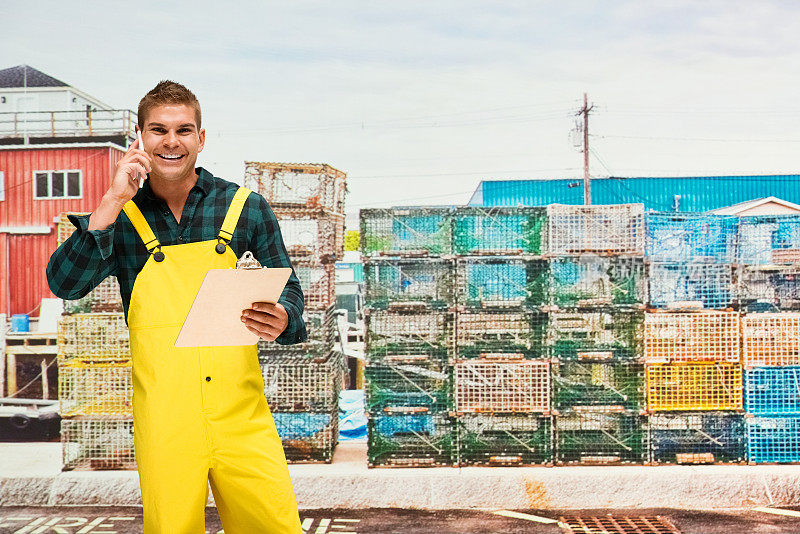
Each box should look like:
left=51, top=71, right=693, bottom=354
left=3, top=1, right=800, bottom=228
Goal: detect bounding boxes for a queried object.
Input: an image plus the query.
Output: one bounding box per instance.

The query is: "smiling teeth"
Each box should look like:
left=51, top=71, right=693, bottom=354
left=159, top=154, right=183, bottom=159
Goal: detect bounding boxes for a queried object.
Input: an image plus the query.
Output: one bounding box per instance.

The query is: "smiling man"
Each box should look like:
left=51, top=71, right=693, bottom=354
left=47, top=81, right=306, bottom=534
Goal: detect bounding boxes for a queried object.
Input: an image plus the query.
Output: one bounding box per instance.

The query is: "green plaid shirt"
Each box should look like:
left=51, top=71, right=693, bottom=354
left=46, top=167, right=307, bottom=345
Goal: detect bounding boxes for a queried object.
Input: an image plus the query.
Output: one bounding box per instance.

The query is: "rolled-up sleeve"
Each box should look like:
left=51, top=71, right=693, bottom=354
left=247, top=193, right=308, bottom=345
left=46, top=213, right=118, bottom=300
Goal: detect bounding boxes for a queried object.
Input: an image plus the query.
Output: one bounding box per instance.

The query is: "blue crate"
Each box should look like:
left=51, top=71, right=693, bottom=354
left=549, top=257, right=646, bottom=308
left=648, top=262, right=735, bottom=310
left=745, top=366, right=800, bottom=416
left=649, top=413, right=746, bottom=464
left=739, top=215, right=800, bottom=265
left=646, top=213, right=738, bottom=263
left=360, top=207, right=453, bottom=256
left=456, top=257, right=548, bottom=308
left=747, top=416, right=800, bottom=463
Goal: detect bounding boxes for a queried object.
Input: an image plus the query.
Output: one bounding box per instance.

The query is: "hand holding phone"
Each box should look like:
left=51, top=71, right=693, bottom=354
left=136, top=130, right=146, bottom=188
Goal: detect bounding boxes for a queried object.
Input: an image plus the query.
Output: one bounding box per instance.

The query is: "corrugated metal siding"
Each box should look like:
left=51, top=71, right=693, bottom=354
left=8, top=234, right=54, bottom=316
left=0, top=145, right=124, bottom=316
left=0, top=146, right=122, bottom=227
left=474, top=175, right=800, bottom=212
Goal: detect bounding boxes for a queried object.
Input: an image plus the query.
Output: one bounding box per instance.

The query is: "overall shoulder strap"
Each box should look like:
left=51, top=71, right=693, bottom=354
left=122, top=200, right=161, bottom=252
left=218, top=187, right=253, bottom=243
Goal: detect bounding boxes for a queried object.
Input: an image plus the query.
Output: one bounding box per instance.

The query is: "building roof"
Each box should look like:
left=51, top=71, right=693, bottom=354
left=469, top=175, right=800, bottom=212
left=710, top=196, right=800, bottom=216
left=0, top=65, right=68, bottom=88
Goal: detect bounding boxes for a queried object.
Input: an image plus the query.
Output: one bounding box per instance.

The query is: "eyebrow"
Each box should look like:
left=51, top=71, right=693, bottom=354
left=146, top=122, right=197, bottom=129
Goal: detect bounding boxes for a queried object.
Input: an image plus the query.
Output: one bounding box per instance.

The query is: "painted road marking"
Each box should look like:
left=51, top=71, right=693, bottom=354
left=493, top=510, right=559, bottom=524
left=753, top=507, right=800, bottom=518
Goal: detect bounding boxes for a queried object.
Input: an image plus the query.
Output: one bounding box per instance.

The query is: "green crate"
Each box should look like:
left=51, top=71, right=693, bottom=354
left=553, top=361, right=644, bottom=413
left=368, top=413, right=455, bottom=467
left=365, top=361, right=451, bottom=415
left=457, top=414, right=552, bottom=466
left=452, top=207, right=546, bottom=255
left=556, top=412, right=647, bottom=465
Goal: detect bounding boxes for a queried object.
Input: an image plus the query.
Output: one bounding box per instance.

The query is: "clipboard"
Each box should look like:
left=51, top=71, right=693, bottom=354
left=174, top=266, right=292, bottom=347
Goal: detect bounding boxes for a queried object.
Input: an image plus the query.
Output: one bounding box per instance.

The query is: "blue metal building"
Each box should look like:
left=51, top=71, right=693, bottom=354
left=469, top=175, right=800, bottom=212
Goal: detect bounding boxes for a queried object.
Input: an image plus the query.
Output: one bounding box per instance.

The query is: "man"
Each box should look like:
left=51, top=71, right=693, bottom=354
left=47, top=80, right=305, bottom=534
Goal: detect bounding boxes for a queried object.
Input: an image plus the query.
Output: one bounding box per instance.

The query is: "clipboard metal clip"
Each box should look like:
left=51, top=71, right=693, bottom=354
left=236, top=251, right=263, bottom=270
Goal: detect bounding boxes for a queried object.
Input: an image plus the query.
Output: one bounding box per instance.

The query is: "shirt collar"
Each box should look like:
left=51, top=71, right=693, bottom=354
left=141, top=167, right=213, bottom=202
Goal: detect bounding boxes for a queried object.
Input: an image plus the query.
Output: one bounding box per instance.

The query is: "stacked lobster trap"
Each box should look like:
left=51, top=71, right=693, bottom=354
left=546, top=204, right=647, bottom=465
left=452, top=207, right=552, bottom=466
left=742, top=313, right=800, bottom=463
left=56, top=213, right=132, bottom=470
left=57, top=313, right=134, bottom=470
left=245, top=162, right=347, bottom=463
left=643, top=311, right=745, bottom=464
left=361, top=207, right=456, bottom=467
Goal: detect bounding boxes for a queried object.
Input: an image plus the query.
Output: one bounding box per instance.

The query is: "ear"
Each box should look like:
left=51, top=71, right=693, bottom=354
left=198, top=128, right=206, bottom=153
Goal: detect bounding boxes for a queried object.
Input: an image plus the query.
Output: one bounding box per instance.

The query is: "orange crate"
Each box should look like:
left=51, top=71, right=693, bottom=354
left=742, top=312, right=800, bottom=367
left=644, top=311, right=740, bottom=363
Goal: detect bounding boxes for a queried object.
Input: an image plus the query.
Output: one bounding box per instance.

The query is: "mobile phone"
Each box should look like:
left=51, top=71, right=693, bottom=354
left=136, top=130, right=145, bottom=188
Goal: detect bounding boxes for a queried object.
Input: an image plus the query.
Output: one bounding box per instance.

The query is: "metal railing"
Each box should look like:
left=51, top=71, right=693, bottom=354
left=0, top=109, right=137, bottom=141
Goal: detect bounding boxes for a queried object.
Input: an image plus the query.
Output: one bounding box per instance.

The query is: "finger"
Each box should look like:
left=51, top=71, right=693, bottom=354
left=242, top=309, right=276, bottom=324
left=124, top=152, right=153, bottom=173
left=244, top=323, right=277, bottom=342
left=250, top=302, right=283, bottom=318
left=123, top=162, right=147, bottom=182
left=242, top=316, right=281, bottom=337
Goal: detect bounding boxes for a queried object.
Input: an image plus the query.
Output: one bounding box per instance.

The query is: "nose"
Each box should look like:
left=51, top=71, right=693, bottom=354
left=163, top=130, right=180, bottom=147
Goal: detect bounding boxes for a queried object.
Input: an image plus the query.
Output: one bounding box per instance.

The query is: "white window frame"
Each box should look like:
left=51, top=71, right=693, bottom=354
left=33, top=169, right=83, bottom=200
left=0, top=171, right=4, bottom=201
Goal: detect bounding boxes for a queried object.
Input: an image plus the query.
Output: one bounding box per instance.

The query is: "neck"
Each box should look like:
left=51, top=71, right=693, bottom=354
left=148, top=170, right=198, bottom=207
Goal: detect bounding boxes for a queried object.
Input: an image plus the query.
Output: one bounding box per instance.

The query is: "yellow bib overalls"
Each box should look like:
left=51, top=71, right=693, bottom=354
left=122, top=187, right=302, bottom=534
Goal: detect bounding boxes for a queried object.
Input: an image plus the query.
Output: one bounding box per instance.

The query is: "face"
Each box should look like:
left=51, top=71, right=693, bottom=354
left=138, top=104, right=205, bottom=183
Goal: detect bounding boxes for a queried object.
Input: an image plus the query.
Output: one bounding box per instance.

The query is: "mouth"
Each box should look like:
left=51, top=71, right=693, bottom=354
left=156, top=154, right=186, bottom=162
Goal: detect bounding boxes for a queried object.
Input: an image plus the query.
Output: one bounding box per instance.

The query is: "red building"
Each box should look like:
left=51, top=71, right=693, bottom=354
left=0, top=65, right=134, bottom=317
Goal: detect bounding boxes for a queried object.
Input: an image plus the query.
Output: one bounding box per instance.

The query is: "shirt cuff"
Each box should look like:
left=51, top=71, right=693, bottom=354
left=68, top=214, right=116, bottom=261
left=275, top=298, right=308, bottom=345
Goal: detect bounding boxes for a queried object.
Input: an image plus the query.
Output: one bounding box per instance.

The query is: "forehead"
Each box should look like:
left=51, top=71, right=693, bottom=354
left=145, top=104, right=197, bottom=127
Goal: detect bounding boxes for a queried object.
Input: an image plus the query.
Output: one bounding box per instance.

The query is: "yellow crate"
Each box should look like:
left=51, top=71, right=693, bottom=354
left=58, top=313, right=130, bottom=362
left=644, top=311, right=740, bottom=363
left=646, top=363, right=743, bottom=411
left=743, top=312, right=800, bottom=367
left=58, top=360, right=132, bottom=417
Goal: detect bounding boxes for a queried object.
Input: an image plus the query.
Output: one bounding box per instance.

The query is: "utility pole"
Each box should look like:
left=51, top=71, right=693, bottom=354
left=578, top=93, right=594, bottom=205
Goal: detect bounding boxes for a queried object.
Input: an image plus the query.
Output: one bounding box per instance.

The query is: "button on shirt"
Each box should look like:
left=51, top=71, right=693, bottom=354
left=46, top=167, right=307, bottom=345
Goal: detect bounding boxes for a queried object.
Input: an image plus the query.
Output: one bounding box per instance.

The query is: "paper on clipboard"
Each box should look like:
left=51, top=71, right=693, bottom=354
left=174, top=267, right=292, bottom=347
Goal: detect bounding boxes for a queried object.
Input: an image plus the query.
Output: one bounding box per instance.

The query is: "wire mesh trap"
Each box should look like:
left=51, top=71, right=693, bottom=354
left=365, top=360, right=450, bottom=415
left=643, top=311, right=740, bottom=363
left=454, top=257, right=548, bottom=309
left=648, top=412, right=746, bottom=464
left=738, top=215, right=800, bottom=265
left=58, top=360, right=133, bottom=417
left=555, top=412, right=647, bottom=465
left=275, top=209, right=345, bottom=262
left=273, top=410, right=339, bottom=463
left=58, top=313, right=131, bottom=362
left=63, top=277, right=123, bottom=314
left=367, top=413, right=455, bottom=467
left=243, top=162, right=346, bottom=213
left=646, top=363, right=743, bottom=412
left=745, top=366, right=800, bottom=416
left=645, top=212, right=739, bottom=263
left=549, top=256, right=646, bottom=309
left=739, top=265, right=800, bottom=311
left=451, top=206, right=546, bottom=255
left=259, top=351, right=344, bottom=413
left=61, top=416, right=136, bottom=471
left=547, top=203, right=645, bottom=256
left=453, top=359, right=550, bottom=414
left=548, top=311, right=642, bottom=361
left=742, top=312, right=800, bottom=366
left=294, top=260, right=336, bottom=310
left=258, top=306, right=337, bottom=358
left=365, top=309, right=453, bottom=364
left=553, top=361, right=644, bottom=413
left=747, top=416, right=800, bottom=463
left=360, top=207, right=453, bottom=256
left=364, top=258, right=455, bottom=310
left=456, top=413, right=552, bottom=466
left=647, top=262, right=735, bottom=310
left=455, top=309, right=548, bottom=360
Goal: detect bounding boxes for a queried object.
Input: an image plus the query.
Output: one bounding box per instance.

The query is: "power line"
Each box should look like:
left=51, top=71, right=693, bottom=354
left=593, top=134, right=800, bottom=143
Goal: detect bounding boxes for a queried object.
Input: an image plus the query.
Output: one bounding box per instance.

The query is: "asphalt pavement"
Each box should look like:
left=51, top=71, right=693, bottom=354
left=2, top=506, right=800, bottom=533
